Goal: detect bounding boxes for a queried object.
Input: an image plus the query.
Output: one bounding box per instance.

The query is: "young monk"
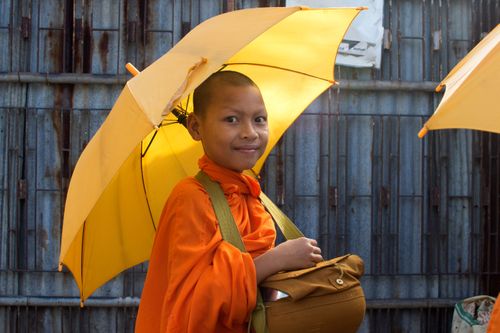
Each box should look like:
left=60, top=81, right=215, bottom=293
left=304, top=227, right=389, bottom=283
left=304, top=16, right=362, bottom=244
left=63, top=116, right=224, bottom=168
left=135, top=71, right=323, bottom=333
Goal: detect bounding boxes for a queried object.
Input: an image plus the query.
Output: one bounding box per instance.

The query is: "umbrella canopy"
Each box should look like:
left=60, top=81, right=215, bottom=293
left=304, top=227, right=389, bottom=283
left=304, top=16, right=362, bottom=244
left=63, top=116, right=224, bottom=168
left=418, top=24, right=500, bottom=138
left=59, top=6, right=364, bottom=302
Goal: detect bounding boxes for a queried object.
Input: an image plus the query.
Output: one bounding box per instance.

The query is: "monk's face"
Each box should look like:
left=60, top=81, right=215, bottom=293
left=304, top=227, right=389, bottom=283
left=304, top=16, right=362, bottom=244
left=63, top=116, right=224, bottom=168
left=188, top=83, right=269, bottom=172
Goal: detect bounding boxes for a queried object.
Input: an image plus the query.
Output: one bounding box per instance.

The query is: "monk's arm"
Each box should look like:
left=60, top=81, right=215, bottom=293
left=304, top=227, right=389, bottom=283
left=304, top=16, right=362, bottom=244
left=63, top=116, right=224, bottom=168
left=253, top=247, right=284, bottom=284
left=253, top=237, right=323, bottom=283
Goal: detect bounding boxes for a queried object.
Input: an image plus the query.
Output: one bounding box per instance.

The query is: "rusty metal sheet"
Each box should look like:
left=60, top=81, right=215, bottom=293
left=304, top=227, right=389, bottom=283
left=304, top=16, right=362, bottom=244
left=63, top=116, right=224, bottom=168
left=38, top=0, right=65, bottom=73
left=399, top=117, right=423, bottom=195
left=18, top=271, right=79, bottom=297
left=0, top=2, right=9, bottom=71
left=143, top=0, right=177, bottom=68
left=32, top=109, right=62, bottom=191
left=199, top=0, right=223, bottom=21
left=346, top=115, right=373, bottom=196
left=91, top=2, right=120, bottom=30
left=294, top=114, right=320, bottom=197
left=400, top=38, right=425, bottom=80
left=91, top=2, right=120, bottom=74
left=0, top=30, right=9, bottom=71
left=0, top=0, right=499, bottom=332
left=147, top=0, right=175, bottom=31
left=35, top=192, right=62, bottom=270
left=293, top=196, right=320, bottom=240
left=0, top=108, right=7, bottom=270
left=39, top=0, right=66, bottom=29
left=1, top=107, right=25, bottom=270
left=144, top=31, right=173, bottom=67
left=448, top=0, right=473, bottom=41
left=91, top=30, right=120, bottom=74
left=399, top=0, right=424, bottom=37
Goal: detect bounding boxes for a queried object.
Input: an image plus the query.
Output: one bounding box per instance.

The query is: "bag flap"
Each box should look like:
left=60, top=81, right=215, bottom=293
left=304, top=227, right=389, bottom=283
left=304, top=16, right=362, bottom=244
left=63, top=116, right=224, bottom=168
left=263, top=254, right=360, bottom=283
left=260, top=254, right=364, bottom=301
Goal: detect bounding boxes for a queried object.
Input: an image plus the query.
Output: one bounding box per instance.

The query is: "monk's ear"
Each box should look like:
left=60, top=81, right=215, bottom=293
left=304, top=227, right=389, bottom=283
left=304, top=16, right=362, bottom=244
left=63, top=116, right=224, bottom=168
left=187, top=113, right=202, bottom=141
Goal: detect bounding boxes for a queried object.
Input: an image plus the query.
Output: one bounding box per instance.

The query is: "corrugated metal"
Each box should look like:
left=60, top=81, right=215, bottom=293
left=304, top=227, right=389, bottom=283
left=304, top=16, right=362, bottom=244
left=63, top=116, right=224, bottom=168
left=482, top=130, right=500, bottom=294
left=261, top=1, right=499, bottom=332
left=0, top=0, right=498, bottom=332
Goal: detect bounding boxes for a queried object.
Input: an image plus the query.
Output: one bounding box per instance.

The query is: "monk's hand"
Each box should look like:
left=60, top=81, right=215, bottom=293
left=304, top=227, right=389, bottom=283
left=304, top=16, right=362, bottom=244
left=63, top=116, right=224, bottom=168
left=274, top=237, right=323, bottom=271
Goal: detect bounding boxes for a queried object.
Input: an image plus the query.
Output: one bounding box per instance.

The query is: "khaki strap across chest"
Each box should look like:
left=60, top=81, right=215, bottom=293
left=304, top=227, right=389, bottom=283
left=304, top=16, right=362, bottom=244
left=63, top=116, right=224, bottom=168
left=195, top=171, right=304, bottom=333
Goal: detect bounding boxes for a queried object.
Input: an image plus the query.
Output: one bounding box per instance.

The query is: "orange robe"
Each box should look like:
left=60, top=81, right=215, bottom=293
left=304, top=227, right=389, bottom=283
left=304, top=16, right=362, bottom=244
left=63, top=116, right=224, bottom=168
left=135, top=155, right=276, bottom=333
left=487, top=293, right=500, bottom=333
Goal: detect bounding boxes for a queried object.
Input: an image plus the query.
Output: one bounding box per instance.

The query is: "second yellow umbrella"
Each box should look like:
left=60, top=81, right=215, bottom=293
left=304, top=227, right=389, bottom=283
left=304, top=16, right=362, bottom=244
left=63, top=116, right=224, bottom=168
left=419, top=24, right=500, bottom=138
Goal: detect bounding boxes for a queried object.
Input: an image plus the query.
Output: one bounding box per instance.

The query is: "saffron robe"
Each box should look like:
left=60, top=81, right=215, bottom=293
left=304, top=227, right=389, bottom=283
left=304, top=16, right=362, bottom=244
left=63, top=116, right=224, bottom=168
left=487, top=293, right=500, bottom=333
left=135, top=155, right=276, bottom=333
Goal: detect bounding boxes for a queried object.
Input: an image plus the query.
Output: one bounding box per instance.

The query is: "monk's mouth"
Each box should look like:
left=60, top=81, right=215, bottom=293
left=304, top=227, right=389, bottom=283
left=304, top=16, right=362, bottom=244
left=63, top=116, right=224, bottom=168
left=234, top=147, right=260, bottom=152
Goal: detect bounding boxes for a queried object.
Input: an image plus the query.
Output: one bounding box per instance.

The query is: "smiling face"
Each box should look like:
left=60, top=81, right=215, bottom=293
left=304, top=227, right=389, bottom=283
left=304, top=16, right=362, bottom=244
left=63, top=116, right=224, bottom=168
left=187, top=81, right=269, bottom=172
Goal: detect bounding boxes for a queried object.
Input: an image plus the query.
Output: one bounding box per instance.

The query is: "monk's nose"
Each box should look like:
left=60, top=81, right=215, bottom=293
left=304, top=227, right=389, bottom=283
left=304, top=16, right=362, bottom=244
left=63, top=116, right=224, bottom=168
left=240, top=122, right=258, bottom=140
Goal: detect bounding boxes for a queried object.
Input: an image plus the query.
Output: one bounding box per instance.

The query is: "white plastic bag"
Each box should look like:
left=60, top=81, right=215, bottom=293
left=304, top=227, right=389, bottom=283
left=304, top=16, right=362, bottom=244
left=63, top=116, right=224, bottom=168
left=452, top=295, right=496, bottom=333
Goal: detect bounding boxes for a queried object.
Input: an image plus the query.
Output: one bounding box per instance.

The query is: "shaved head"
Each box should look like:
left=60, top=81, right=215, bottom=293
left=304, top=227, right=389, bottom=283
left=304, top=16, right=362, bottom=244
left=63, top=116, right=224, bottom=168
left=193, top=71, right=259, bottom=118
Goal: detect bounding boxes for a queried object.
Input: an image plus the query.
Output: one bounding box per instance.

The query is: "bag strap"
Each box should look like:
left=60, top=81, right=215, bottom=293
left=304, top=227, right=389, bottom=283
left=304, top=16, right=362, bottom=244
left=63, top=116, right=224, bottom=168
left=258, top=191, right=304, bottom=239
left=195, top=171, right=304, bottom=241
left=196, top=171, right=302, bottom=333
left=195, top=171, right=246, bottom=252
left=195, top=170, right=304, bottom=239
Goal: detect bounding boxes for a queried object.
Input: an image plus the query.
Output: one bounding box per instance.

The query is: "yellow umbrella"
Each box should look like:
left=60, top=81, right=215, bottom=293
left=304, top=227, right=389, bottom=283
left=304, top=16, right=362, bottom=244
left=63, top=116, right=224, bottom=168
left=58, top=6, right=364, bottom=303
left=418, top=24, right=500, bottom=138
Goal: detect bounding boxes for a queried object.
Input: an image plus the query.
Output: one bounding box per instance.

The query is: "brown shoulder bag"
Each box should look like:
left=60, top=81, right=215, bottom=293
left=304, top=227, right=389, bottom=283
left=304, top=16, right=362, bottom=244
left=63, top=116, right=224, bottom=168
left=196, top=171, right=366, bottom=333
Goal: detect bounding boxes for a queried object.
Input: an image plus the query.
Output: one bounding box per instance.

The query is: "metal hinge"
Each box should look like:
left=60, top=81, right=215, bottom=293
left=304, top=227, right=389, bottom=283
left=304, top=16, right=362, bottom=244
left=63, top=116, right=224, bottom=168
left=329, top=186, right=338, bottom=208
left=432, top=30, right=441, bottom=51
left=383, top=28, right=392, bottom=50
left=17, top=179, right=27, bottom=200
left=75, top=18, right=83, bottom=40
left=21, top=17, right=30, bottom=39
left=128, top=21, right=137, bottom=43
left=380, top=186, right=390, bottom=207
left=431, top=186, right=440, bottom=207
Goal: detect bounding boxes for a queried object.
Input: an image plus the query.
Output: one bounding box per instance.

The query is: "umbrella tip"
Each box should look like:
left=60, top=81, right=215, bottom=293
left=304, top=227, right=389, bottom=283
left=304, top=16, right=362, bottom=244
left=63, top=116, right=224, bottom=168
left=357, top=6, right=368, bottom=11
left=58, top=263, right=63, bottom=271
left=126, top=63, right=140, bottom=77
left=418, top=126, right=428, bottom=138
left=435, top=83, right=444, bottom=93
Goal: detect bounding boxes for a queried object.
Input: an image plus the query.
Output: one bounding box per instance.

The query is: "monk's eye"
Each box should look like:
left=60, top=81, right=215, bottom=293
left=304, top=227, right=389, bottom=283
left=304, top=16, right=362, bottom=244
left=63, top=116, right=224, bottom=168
left=255, top=116, right=267, bottom=124
left=224, top=116, right=237, bottom=123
